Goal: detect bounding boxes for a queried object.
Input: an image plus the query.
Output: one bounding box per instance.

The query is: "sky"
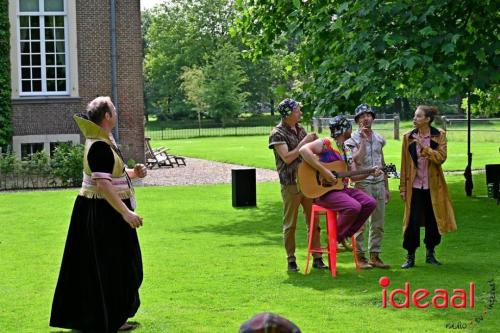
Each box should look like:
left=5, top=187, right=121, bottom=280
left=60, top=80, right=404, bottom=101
left=141, top=0, right=166, bottom=10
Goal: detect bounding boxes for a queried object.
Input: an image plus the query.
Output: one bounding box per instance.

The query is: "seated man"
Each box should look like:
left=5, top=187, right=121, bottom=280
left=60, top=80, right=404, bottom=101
left=299, top=115, right=379, bottom=260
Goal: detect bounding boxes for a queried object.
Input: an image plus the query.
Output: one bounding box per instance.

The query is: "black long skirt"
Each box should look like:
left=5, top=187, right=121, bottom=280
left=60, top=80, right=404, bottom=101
left=50, top=196, right=143, bottom=332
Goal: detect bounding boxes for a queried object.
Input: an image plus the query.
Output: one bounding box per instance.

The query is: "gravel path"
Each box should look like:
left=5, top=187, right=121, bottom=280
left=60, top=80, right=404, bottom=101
left=132, top=157, right=485, bottom=187
left=135, top=157, right=278, bottom=186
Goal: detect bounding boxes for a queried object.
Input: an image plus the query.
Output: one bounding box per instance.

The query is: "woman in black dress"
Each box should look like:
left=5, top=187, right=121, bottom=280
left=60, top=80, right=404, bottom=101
left=50, top=96, right=146, bottom=332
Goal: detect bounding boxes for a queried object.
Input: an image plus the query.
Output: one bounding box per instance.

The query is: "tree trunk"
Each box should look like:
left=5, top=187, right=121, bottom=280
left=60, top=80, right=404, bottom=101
left=393, top=97, right=402, bottom=118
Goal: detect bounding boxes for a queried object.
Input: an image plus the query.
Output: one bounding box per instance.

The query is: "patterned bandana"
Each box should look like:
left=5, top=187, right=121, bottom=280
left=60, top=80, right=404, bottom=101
left=329, top=115, right=352, bottom=138
left=354, top=103, right=376, bottom=123
left=239, top=312, right=301, bottom=333
left=277, top=98, right=300, bottom=118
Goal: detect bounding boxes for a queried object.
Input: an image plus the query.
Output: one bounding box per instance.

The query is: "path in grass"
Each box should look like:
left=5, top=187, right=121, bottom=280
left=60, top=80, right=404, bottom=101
left=140, top=157, right=278, bottom=186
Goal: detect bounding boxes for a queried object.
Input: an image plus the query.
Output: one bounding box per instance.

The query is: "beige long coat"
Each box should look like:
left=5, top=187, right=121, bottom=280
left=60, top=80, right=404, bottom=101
left=399, top=127, right=457, bottom=235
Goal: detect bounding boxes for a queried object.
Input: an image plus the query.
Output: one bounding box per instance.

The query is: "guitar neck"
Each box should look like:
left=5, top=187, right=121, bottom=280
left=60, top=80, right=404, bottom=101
left=335, top=168, right=375, bottom=178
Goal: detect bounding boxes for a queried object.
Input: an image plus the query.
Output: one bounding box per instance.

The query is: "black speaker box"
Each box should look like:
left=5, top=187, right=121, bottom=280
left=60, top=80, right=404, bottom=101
left=485, top=164, right=500, bottom=199
left=232, top=168, right=256, bottom=207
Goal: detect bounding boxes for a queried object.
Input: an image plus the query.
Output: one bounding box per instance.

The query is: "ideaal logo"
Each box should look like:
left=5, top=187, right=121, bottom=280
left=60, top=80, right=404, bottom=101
left=379, top=276, right=475, bottom=309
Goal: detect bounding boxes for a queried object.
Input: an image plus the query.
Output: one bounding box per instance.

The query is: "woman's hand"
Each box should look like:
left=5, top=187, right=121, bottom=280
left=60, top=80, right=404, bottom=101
left=122, top=210, right=143, bottom=228
left=134, top=163, right=147, bottom=178
left=400, top=191, right=406, bottom=201
left=412, top=134, right=424, bottom=149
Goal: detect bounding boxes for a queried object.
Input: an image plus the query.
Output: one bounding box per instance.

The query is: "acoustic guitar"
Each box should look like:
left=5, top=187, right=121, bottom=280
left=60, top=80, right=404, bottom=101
left=297, top=159, right=397, bottom=198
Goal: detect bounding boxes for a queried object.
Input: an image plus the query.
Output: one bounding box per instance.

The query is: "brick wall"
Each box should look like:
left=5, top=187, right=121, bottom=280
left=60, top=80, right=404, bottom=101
left=115, top=0, right=145, bottom=162
left=11, top=0, right=144, bottom=162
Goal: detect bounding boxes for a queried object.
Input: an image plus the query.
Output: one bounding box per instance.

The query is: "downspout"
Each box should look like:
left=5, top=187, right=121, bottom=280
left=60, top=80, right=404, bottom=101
left=110, top=0, right=119, bottom=142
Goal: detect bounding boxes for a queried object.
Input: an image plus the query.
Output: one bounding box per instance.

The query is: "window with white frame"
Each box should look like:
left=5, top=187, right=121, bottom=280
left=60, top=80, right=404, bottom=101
left=21, top=142, right=44, bottom=159
left=18, top=0, right=68, bottom=95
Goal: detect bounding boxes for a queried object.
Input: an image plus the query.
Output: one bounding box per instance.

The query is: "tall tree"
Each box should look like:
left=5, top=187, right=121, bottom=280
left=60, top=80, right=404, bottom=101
left=202, top=44, right=249, bottom=123
left=180, top=65, right=207, bottom=125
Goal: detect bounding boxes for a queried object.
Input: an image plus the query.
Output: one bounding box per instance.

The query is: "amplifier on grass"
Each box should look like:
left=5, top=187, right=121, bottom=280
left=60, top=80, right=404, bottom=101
left=232, top=168, right=256, bottom=207
left=485, top=164, right=500, bottom=199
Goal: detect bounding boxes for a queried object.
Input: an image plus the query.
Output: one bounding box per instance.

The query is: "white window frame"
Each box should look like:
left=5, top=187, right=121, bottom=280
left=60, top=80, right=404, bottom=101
left=13, top=134, right=81, bottom=159
left=16, top=0, right=70, bottom=96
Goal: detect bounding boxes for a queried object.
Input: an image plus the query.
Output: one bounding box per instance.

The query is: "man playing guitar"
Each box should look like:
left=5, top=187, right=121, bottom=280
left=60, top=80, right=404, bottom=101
left=299, top=115, right=381, bottom=245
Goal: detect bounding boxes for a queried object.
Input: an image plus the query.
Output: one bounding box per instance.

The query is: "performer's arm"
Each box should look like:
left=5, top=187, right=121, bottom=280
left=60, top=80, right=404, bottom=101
left=96, top=179, right=143, bottom=228
left=88, top=141, right=143, bottom=228
left=126, top=163, right=147, bottom=179
left=274, top=132, right=317, bottom=165
left=351, top=139, right=366, bottom=165
left=420, top=132, right=447, bottom=165
left=349, top=160, right=373, bottom=182
left=348, top=144, right=378, bottom=182
left=299, top=139, right=337, bottom=183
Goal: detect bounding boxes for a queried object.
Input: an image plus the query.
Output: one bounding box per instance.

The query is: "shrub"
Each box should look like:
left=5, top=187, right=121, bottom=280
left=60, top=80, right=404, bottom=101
left=21, top=151, right=52, bottom=188
left=50, top=143, right=84, bottom=187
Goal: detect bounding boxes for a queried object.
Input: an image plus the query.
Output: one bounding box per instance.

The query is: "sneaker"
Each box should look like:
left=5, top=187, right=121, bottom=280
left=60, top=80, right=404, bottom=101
left=287, top=261, right=299, bottom=272
left=312, top=258, right=329, bottom=270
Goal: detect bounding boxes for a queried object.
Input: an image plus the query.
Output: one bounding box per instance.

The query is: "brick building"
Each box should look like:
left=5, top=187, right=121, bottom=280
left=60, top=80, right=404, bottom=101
left=8, top=0, right=144, bottom=162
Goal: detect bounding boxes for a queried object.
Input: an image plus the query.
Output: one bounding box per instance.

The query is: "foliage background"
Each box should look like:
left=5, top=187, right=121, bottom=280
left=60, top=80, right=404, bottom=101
left=0, top=0, right=12, bottom=147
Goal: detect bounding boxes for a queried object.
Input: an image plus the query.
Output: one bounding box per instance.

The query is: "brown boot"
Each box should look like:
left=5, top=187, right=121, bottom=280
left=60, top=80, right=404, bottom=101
left=369, top=252, right=391, bottom=269
left=356, top=253, right=373, bottom=269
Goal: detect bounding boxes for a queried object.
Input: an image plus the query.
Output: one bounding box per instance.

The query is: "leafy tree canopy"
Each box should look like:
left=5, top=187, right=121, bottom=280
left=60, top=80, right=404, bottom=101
left=235, top=0, right=499, bottom=115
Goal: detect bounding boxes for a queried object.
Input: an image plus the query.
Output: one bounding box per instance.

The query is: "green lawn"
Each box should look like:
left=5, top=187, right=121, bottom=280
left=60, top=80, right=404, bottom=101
left=153, top=135, right=500, bottom=172
left=0, top=174, right=499, bottom=332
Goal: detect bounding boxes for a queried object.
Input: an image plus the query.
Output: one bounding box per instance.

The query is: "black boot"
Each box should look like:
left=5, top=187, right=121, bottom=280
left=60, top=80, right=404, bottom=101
left=313, top=257, right=329, bottom=270
left=401, top=252, right=415, bottom=269
left=287, top=261, right=299, bottom=272
left=426, top=248, right=442, bottom=265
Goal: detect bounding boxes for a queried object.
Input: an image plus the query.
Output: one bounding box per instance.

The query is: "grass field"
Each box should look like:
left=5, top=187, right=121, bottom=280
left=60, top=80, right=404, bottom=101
left=0, top=174, right=499, bottom=332
left=152, top=135, right=500, bottom=172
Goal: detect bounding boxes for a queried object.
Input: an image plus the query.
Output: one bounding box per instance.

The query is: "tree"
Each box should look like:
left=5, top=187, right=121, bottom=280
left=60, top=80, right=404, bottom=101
left=235, top=0, right=499, bottom=115
left=236, top=0, right=499, bottom=197
left=180, top=65, right=207, bottom=126
left=0, top=0, right=12, bottom=147
left=202, top=44, right=249, bottom=123
left=462, top=85, right=500, bottom=117
left=143, top=0, right=235, bottom=119
left=143, top=0, right=289, bottom=120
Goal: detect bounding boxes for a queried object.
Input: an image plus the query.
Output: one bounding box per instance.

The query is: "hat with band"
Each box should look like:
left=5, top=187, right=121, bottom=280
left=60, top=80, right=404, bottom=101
left=354, top=103, right=376, bottom=123
left=277, top=98, right=300, bottom=118
left=329, top=115, right=352, bottom=138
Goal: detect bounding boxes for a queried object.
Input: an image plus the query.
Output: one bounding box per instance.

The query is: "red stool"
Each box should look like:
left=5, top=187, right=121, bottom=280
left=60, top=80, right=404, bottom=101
left=305, top=204, right=360, bottom=277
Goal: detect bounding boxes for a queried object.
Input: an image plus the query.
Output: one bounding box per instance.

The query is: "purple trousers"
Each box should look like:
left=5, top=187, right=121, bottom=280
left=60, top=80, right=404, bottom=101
left=315, top=188, right=377, bottom=242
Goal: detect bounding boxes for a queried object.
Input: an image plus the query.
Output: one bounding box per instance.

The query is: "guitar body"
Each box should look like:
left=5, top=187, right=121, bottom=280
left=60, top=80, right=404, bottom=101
left=297, top=160, right=347, bottom=198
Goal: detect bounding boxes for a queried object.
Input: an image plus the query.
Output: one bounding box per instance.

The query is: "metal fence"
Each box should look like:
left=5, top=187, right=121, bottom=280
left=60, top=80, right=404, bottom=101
left=313, top=116, right=402, bottom=139
left=145, top=118, right=284, bottom=140
left=145, top=116, right=500, bottom=142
